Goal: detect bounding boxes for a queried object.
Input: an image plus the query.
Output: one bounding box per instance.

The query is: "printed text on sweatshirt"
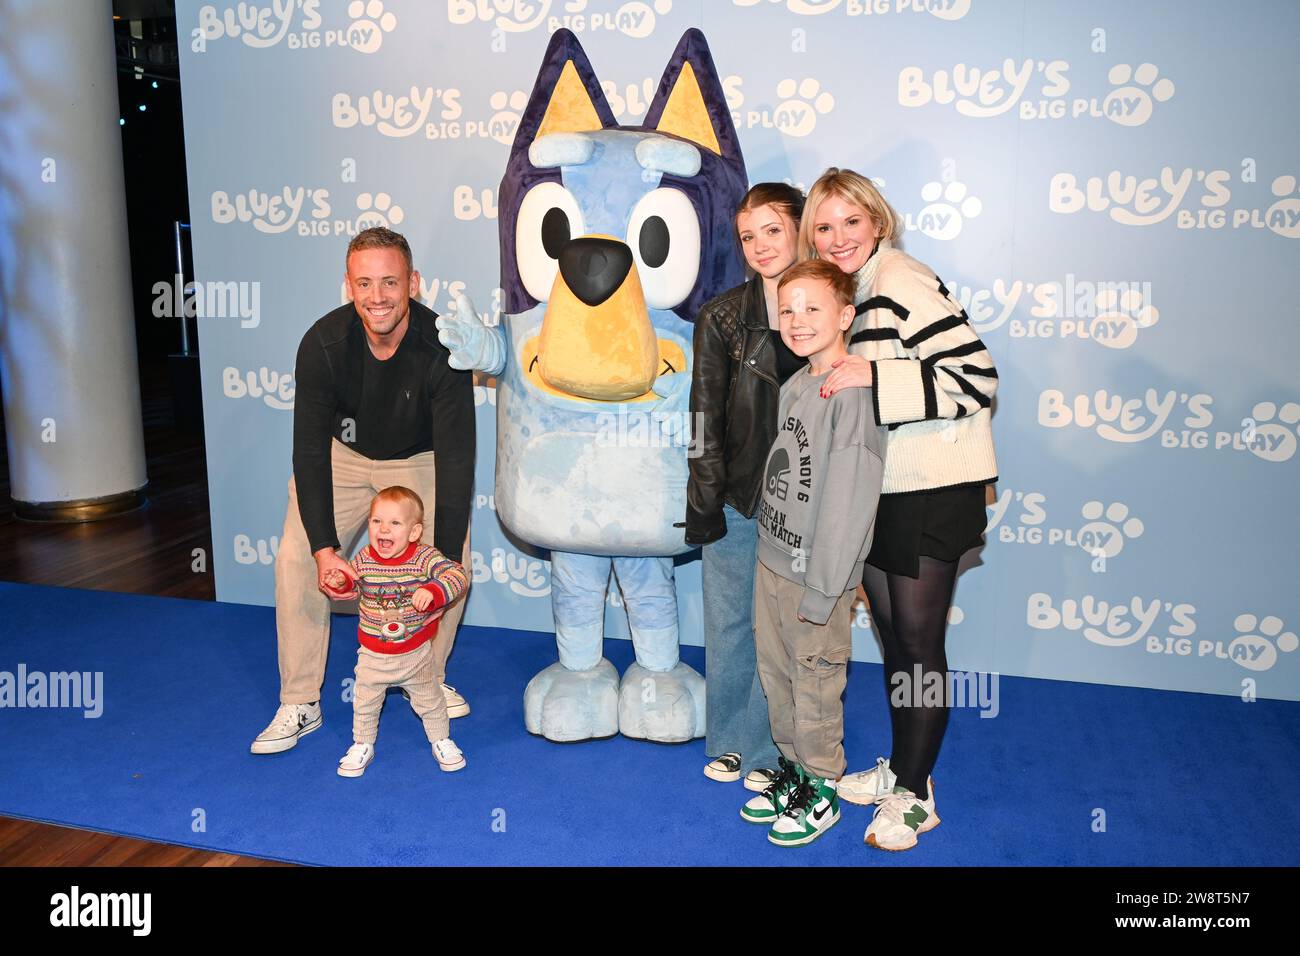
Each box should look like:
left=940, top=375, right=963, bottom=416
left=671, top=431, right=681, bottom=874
left=757, top=367, right=887, bottom=625
left=848, top=245, right=998, bottom=494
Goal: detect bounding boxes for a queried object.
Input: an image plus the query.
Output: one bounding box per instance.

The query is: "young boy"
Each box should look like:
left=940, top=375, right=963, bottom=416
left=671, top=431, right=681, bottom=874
left=741, top=259, right=887, bottom=847
left=323, top=486, right=470, bottom=777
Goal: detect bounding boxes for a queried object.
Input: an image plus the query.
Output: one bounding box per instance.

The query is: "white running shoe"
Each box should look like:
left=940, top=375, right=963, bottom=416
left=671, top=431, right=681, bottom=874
left=744, top=767, right=779, bottom=792
left=442, top=684, right=470, bottom=718
left=337, top=742, right=375, bottom=778
left=432, top=737, right=466, bottom=772
left=864, top=785, right=941, bottom=851
left=838, top=757, right=934, bottom=807
left=250, top=702, right=322, bottom=754
left=704, top=752, right=742, bottom=782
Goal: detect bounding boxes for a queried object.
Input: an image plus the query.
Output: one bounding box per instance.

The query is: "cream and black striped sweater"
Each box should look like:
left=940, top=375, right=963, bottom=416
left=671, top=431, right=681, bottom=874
left=847, top=243, right=998, bottom=494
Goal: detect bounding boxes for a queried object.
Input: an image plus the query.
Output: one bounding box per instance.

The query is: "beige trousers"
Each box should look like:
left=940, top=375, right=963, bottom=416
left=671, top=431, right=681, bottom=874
left=753, top=561, right=855, bottom=781
left=352, top=641, right=448, bottom=744
left=274, top=438, right=471, bottom=705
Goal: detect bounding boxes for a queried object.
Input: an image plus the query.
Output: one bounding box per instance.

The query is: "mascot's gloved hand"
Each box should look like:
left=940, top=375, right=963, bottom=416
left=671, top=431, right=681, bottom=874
left=650, top=371, right=692, bottom=448
left=435, top=292, right=507, bottom=375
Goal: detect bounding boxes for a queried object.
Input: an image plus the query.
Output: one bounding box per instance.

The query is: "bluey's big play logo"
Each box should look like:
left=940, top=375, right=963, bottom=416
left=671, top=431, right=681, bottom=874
left=1028, top=594, right=1297, bottom=672
left=470, top=547, right=550, bottom=598
left=1038, top=389, right=1300, bottom=462
left=900, top=58, right=1174, bottom=126
left=333, top=86, right=528, bottom=145
left=986, top=489, right=1144, bottom=560
left=723, top=75, right=835, bottom=138
left=733, top=0, right=971, bottom=20
left=447, top=0, right=672, bottom=38
left=223, top=367, right=295, bottom=410
left=210, top=186, right=406, bottom=236
left=1049, top=163, right=1300, bottom=237
left=195, top=0, right=397, bottom=53
left=956, top=276, right=1157, bottom=349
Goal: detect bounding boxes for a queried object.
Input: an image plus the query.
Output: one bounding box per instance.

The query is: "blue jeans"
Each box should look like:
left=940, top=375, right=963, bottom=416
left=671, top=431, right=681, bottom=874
left=702, top=504, right=780, bottom=772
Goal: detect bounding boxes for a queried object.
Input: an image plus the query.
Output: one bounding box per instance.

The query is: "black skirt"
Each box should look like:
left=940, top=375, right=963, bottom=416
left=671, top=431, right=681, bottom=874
left=865, top=483, right=990, bottom=579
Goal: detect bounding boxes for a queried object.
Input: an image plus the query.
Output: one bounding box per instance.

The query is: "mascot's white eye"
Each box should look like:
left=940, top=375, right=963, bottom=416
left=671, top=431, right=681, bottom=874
left=516, top=182, right=585, bottom=303
left=626, top=187, right=700, bottom=310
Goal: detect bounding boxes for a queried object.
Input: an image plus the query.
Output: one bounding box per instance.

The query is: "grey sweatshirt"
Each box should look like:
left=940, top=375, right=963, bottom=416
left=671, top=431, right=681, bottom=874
left=757, top=366, right=887, bottom=625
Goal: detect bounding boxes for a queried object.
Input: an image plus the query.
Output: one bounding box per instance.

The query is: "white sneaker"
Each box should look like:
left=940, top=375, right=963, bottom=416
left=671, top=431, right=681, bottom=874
left=250, top=702, right=322, bottom=754
left=838, top=757, right=934, bottom=807
left=744, top=767, right=779, bottom=792
left=432, top=737, right=466, bottom=772
left=337, top=742, right=375, bottom=778
left=703, top=752, right=742, bottom=782
left=864, top=785, right=940, bottom=851
left=442, top=683, right=470, bottom=718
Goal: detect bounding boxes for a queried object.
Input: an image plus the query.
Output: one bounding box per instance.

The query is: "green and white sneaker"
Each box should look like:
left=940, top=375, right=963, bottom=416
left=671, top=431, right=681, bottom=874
left=864, top=785, right=940, bottom=851
left=768, top=774, right=840, bottom=847
left=838, top=756, right=936, bottom=807
left=740, top=757, right=801, bottom=824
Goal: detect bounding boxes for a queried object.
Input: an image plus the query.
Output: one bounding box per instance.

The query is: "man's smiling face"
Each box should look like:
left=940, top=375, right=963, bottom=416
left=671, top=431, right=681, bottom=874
left=345, top=246, right=420, bottom=340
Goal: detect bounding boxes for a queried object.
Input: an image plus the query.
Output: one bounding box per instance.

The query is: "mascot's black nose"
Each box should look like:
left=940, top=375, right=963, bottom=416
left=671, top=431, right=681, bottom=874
left=559, top=237, right=633, bottom=307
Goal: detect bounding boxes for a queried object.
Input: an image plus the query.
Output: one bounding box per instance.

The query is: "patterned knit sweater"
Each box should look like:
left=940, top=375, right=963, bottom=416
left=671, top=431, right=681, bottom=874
left=331, top=541, right=469, bottom=655
left=847, top=242, right=999, bottom=494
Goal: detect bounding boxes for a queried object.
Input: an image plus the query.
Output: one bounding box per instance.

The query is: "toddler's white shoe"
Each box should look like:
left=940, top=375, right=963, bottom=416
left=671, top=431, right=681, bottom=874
left=337, top=742, right=375, bottom=778
left=432, top=737, right=466, bottom=772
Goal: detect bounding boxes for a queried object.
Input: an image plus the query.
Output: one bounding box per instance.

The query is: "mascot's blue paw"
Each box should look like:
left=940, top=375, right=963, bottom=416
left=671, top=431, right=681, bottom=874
left=617, top=661, right=706, bottom=743
left=524, top=659, right=620, bottom=741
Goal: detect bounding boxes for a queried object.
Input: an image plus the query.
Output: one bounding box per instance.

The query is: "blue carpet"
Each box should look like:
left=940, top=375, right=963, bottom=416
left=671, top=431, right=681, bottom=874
left=0, top=581, right=1296, bottom=866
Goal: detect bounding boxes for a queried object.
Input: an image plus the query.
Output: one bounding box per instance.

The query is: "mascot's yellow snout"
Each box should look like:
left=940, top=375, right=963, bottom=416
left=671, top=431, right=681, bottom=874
left=535, top=233, right=660, bottom=402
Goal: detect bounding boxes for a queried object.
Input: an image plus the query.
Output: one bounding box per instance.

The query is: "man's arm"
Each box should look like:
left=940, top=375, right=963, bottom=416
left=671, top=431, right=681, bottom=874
left=429, top=356, right=476, bottom=564
left=291, top=326, right=343, bottom=555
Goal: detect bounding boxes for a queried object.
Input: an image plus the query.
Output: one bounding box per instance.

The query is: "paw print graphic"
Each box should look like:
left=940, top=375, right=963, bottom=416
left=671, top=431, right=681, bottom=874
left=916, top=181, right=982, bottom=241
left=1102, top=63, right=1174, bottom=127
left=1265, top=175, right=1300, bottom=239
left=1228, top=614, right=1297, bottom=672
left=488, top=90, right=529, bottom=147
left=1077, top=501, right=1143, bottom=560
left=1241, top=401, right=1300, bottom=463
left=347, top=0, right=397, bottom=55
left=355, top=192, right=404, bottom=230
left=1090, top=287, right=1159, bottom=350
left=773, top=79, right=835, bottom=138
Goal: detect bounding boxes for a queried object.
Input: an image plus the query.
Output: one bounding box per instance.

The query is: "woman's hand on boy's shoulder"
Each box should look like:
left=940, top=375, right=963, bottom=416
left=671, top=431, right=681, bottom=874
left=821, top=355, right=873, bottom=399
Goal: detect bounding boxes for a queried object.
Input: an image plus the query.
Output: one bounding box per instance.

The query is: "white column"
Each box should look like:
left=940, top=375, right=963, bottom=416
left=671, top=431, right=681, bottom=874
left=0, top=0, right=147, bottom=519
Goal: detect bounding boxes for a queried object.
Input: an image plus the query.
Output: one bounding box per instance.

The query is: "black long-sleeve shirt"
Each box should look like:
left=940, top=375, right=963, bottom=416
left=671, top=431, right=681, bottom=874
left=291, top=300, right=475, bottom=563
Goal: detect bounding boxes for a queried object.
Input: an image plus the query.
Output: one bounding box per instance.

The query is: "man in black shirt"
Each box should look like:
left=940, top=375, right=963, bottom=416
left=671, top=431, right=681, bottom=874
left=251, top=228, right=476, bottom=754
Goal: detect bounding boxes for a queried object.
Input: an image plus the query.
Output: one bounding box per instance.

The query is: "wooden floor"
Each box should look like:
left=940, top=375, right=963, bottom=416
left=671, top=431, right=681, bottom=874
left=0, top=355, right=291, bottom=867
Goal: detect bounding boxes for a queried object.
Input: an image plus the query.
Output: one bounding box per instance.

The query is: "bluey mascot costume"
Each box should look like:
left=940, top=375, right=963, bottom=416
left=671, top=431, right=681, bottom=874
left=437, top=28, right=747, bottom=742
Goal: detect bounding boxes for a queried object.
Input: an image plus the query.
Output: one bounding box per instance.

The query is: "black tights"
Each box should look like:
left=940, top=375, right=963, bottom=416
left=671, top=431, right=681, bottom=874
left=861, top=556, right=960, bottom=801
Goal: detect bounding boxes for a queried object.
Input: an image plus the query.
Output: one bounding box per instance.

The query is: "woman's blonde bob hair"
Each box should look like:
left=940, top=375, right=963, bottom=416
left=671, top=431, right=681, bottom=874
left=798, top=167, right=901, bottom=261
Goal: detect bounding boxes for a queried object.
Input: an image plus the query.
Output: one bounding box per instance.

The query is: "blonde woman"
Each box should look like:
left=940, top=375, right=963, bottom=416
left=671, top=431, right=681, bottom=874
left=804, top=167, right=998, bottom=850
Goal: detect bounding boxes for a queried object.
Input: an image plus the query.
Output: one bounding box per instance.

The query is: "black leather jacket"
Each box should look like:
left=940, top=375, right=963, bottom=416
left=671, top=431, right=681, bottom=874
left=686, top=275, right=783, bottom=545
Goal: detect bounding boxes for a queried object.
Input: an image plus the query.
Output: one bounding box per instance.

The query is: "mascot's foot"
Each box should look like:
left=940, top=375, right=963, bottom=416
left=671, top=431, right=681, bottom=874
left=524, top=659, right=620, bottom=742
left=618, top=661, right=706, bottom=743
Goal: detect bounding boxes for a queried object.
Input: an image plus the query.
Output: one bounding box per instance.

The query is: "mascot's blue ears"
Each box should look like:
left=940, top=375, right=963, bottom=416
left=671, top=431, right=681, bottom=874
left=643, top=28, right=744, bottom=165
left=510, top=27, right=743, bottom=169
left=508, top=28, right=617, bottom=167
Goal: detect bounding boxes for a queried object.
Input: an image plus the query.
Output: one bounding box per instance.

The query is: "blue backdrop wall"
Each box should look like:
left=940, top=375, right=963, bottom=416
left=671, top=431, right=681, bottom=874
left=175, top=0, right=1300, bottom=701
